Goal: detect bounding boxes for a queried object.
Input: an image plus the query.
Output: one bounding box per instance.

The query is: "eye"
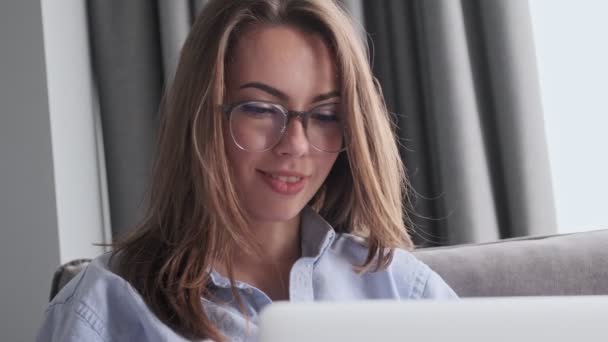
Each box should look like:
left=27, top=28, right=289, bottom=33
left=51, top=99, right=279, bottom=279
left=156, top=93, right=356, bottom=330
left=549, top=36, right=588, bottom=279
left=310, top=104, right=341, bottom=123
left=239, top=102, right=280, bottom=117
left=311, top=112, right=339, bottom=122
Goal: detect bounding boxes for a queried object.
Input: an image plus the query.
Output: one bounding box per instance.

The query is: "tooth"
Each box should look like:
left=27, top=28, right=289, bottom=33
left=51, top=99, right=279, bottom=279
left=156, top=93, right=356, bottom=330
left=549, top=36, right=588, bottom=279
left=268, top=173, right=301, bottom=183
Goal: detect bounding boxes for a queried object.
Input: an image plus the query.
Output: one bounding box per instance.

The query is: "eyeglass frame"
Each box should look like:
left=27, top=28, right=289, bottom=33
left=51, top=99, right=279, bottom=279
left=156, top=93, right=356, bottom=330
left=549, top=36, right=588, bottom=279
left=221, top=100, right=348, bottom=153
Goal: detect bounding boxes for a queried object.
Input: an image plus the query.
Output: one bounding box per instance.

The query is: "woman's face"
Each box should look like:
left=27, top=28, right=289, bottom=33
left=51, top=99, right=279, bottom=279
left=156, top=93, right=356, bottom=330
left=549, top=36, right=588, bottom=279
left=225, top=24, right=340, bottom=225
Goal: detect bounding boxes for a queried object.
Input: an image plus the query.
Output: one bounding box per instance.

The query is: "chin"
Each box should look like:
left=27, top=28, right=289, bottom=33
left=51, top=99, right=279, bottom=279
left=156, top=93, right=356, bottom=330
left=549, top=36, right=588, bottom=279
left=246, top=199, right=306, bottom=223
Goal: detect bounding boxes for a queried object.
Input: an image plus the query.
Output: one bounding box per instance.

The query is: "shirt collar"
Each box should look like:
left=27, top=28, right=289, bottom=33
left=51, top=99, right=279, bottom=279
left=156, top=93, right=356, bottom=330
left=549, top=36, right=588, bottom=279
left=208, top=206, right=336, bottom=289
left=299, top=205, right=336, bottom=260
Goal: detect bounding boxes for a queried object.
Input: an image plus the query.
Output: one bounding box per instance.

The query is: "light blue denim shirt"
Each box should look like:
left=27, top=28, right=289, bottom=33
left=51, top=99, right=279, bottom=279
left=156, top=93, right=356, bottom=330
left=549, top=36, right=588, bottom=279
left=37, top=207, right=458, bottom=341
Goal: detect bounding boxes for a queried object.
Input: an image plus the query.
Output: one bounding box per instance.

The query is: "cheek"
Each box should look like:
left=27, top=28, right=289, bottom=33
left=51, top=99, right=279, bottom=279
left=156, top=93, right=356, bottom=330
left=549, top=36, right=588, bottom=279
left=225, top=133, right=251, bottom=180
left=225, top=136, right=268, bottom=189
left=227, top=145, right=251, bottom=176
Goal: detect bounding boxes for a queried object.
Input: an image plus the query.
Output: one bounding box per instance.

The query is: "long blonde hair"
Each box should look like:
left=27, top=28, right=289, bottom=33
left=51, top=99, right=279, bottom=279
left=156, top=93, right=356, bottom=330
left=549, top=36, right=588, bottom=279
left=111, top=0, right=413, bottom=340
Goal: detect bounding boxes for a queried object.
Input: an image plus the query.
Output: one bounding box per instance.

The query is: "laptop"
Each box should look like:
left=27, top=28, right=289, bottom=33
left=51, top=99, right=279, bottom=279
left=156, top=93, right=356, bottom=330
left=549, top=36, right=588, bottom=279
left=258, top=296, right=608, bottom=341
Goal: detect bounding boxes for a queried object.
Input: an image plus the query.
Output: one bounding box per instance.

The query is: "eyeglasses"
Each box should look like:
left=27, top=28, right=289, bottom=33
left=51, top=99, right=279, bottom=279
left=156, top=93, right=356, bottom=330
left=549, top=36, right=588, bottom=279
left=222, top=100, right=347, bottom=153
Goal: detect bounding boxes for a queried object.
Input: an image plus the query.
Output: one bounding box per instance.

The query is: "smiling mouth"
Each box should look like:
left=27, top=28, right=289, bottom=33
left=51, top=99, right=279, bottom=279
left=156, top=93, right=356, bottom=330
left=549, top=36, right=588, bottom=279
left=257, top=170, right=308, bottom=195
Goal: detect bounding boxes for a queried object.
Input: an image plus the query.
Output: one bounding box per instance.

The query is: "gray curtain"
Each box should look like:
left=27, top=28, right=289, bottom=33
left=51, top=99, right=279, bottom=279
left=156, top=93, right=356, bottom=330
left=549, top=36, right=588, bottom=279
left=88, top=0, right=556, bottom=245
left=87, top=0, right=205, bottom=237
left=364, top=0, right=557, bottom=246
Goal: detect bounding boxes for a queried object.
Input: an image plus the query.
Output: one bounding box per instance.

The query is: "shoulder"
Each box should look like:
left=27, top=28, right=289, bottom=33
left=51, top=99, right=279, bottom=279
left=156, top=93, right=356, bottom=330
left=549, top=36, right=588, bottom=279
left=327, top=234, right=458, bottom=299
left=47, top=253, right=143, bottom=313
left=328, top=233, right=422, bottom=271
left=390, top=248, right=459, bottom=299
left=37, top=253, right=172, bottom=341
left=38, top=253, right=122, bottom=341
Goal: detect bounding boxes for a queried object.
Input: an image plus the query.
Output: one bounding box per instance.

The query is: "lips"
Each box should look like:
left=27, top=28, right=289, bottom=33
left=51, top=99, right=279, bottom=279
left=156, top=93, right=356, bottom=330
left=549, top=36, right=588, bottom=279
left=257, top=170, right=308, bottom=195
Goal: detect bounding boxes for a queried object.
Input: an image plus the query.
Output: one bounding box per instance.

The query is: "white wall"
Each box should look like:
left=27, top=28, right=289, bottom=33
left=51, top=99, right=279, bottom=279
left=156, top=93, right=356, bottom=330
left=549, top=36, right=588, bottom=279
left=41, top=0, right=110, bottom=263
left=530, top=0, right=608, bottom=234
left=0, top=1, right=107, bottom=340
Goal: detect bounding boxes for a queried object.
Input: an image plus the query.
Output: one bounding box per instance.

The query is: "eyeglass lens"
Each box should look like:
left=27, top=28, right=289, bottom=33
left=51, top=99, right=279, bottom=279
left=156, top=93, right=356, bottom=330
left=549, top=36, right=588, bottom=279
left=229, top=102, right=344, bottom=152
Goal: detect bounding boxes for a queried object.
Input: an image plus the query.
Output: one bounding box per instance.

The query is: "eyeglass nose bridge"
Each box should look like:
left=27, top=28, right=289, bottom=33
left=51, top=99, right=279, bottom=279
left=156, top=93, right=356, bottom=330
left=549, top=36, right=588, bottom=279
left=285, top=109, right=307, bottom=122
left=279, top=109, right=309, bottom=132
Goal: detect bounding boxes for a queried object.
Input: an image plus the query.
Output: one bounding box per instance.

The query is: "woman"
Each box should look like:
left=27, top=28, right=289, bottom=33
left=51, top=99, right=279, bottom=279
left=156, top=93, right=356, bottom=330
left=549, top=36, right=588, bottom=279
left=37, top=0, right=457, bottom=341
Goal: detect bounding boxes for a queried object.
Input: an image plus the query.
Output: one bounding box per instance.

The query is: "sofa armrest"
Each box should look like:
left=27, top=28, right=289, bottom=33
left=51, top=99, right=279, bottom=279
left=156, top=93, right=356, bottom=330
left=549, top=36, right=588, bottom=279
left=49, top=258, right=91, bottom=301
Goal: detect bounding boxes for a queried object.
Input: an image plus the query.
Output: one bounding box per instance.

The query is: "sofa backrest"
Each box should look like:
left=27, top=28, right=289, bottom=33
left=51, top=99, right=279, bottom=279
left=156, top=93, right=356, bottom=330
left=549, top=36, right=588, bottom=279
left=52, top=230, right=608, bottom=300
left=49, top=259, right=91, bottom=301
left=414, top=229, right=608, bottom=297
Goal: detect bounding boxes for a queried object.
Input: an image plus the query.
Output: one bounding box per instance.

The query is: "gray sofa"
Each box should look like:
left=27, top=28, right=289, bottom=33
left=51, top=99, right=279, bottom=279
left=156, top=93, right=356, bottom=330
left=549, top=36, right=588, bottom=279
left=415, top=229, right=608, bottom=297
left=50, top=229, right=608, bottom=300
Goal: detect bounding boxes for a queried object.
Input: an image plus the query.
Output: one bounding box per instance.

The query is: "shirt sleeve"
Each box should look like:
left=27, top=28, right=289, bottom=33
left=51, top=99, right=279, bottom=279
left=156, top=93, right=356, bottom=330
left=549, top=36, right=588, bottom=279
left=421, top=269, right=459, bottom=299
left=36, top=303, right=106, bottom=342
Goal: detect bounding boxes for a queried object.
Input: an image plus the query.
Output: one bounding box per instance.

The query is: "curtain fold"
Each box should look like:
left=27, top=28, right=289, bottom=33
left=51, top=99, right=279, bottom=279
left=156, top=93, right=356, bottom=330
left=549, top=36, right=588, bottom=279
left=417, top=0, right=501, bottom=245
left=157, top=0, right=192, bottom=82
left=475, top=0, right=556, bottom=238
left=364, top=0, right=557, bottom=246
left=191, top=0, right=208, bottom=18
left=87, top=1, right=203, bottom=237
left=87, top=0, right=164, bottom=237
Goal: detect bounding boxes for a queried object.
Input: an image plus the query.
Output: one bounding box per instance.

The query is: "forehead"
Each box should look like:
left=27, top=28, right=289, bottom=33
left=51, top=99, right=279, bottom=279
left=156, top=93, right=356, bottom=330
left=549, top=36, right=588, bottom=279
left=226, top=24, right=338, bottom=104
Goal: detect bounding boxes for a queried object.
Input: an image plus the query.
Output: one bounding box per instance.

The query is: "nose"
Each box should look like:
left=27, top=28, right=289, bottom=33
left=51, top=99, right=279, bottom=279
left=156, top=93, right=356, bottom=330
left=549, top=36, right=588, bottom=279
left=273, top=116, right=309, bottom=157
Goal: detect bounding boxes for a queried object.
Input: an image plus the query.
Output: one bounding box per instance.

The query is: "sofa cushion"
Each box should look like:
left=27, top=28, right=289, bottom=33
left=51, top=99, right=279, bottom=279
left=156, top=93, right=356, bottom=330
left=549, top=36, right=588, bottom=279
left=413, top=229, right=608, bottom=297
left=49, top=258, right=91, bottom=301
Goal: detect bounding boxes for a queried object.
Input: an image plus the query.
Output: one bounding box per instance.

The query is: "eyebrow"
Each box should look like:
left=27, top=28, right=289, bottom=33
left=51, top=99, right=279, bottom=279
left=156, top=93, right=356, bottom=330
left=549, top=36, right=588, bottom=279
left=239, top=82, right=340, bottom=103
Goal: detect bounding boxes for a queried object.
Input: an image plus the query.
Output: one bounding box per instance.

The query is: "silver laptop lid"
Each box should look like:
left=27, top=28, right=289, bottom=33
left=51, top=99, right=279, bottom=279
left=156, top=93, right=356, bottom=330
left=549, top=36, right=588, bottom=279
left=258, top=296, right=608, bottom=342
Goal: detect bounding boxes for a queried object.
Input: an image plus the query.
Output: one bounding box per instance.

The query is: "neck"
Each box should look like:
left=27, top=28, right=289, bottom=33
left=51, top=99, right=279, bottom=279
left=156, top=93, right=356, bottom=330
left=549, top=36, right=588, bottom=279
left=238, top=213, right=302, bottom=266
left=212, top=213, right=304, bottom=301
left=214, top=213, right=302, bottom=275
